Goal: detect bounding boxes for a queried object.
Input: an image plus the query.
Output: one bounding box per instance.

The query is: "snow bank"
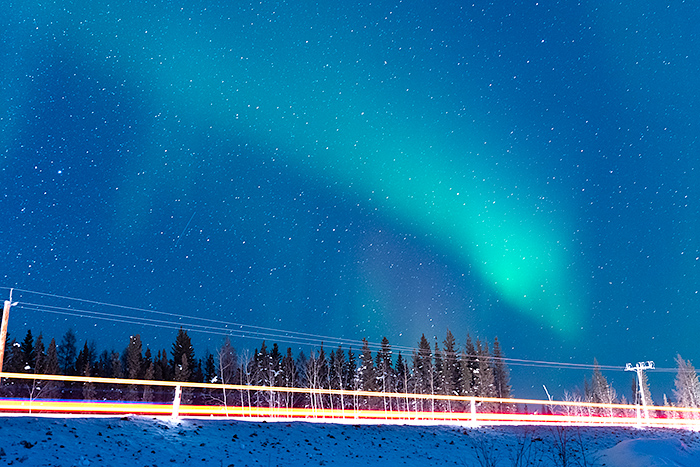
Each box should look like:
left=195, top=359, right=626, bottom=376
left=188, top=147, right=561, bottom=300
left=0, top=415, right=699, bottom=466
left=601, top=437, right=699, bottom=467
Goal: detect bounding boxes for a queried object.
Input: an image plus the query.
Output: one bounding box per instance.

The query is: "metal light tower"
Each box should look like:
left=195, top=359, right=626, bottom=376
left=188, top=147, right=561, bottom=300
left=625, top=360, right=655, bottom=419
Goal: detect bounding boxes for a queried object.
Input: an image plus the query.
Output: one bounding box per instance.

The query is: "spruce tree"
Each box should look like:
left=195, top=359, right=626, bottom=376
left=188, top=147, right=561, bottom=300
left=74, top=342, right=93, bottom=380
left=673, top=354, right=700, bottom=411
left=281, top=347, right=297, bottom=409
left=433, top=340, right=444, bottom=396
left=142, top=357, right=155, bottom=403
left=34, top=333, right=46, bottom=374
left=281, top=347, right=297, bottom=387
left=81, top=358, right=96, bottom=401
left=317, top=344, right=328, bottom=389
left=109, top=350, right=123, bottom=400
left=254, top=342, right=267, bottom=385
left=110, top=351, right=123, bottom=378
left=174, top=353, right=190, bottom=381
left=411, top=350, right=421, bottom=400
left=344, top=348, right=356, bottom=392
left=157, top=349, right=172, bottom=381
left=332, top=345, right=346, bottom=410
left=171, top=328, right=195, bottom=382
left=255, top=340, right=276, bottom=407
left=640, top=370, right=654, bottom=408
left=3, top=338, right=22, bottom=374
left=492, top=337, right=511, bottom=399
left=41, top=337, right=60, bottom=398
left=255, top=341, right=277, bottom=407
left=304, top=350, right=320, bottom=409
left=153, top=350, right=163, bottom=381
left=358, top=338, right=376, bottom=400
left=57, top=329, right=77, bottom=375
left=124, top=335, right=143, bottom=401
left=333, top=345, right=346, bottom=391
left=397, top=351, right=413, bottom=412
left=412, top=334, right=435, bottom=411
left=589, top=358, right=616, bottom=415
left=96, top=350, right=110, bottom=377
left=415, top=334, right=433, bottom=397
left=329, top=350, right=337, bottom=389
left=143, top=348, right=153, bottom=379
left=373, top=337, right=393, bottom=411
left=395, top=351, right=407, bottom=393
left=270, top=343, right=282, bottom=386
left=204, top=351, right=216, bottom=383
left=217, top=338, right=237, bottom=384
left=460, top=334, right=477, bottom=396
left=20, top=330, right=35, bottom=373
left=44, top=338, right=59, bottom=375
left=295, top=350, right=308, bottom=388
left=200, top=350, right=216, bottom=404
left=192, top=358, right=204, bottom=384
left=375, top=337, right=393, bottom=394
left=474, top=339, right=496, bottom=405
left=442, top=329, right=459, bottom=398
left=126, top=335, right=143, bottom=380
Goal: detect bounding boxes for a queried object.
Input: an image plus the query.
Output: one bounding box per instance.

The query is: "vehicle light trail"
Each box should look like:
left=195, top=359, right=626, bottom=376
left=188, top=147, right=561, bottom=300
left=2, top=399, right=700, bottom=429
left=1, top=372, right=700, bottom=429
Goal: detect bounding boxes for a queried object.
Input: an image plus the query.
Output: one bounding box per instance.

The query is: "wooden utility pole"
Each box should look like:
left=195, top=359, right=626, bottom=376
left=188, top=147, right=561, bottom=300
left=0, top=288, right=17, bottom=375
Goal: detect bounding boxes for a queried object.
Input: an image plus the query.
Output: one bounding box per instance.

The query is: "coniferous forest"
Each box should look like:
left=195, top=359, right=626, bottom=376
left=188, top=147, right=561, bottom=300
left=4, top=326, right=700, bottom=416
left=0, top=327, right=513, bottom=412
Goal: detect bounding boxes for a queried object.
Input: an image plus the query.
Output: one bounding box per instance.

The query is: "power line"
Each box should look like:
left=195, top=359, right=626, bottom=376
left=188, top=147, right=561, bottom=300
left=1, top=286, right=665, bottom=373
left=19, top=301, right=624, bottom=371
left=8, top=287, right=373, bottom=350
left=17, top=302, right=370, bottom=351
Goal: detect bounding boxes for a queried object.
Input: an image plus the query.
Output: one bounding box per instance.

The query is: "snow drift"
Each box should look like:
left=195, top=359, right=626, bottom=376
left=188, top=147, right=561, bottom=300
left=1, top=416, right=699, bottom=466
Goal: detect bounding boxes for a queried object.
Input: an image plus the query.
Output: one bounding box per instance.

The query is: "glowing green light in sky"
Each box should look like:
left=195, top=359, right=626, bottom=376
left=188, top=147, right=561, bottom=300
left=49, top=1, right=581, bottom=333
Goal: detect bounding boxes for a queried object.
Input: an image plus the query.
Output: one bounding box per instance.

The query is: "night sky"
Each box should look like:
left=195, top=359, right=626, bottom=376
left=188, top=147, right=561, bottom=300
left=3, top=1, right=700, bottom=399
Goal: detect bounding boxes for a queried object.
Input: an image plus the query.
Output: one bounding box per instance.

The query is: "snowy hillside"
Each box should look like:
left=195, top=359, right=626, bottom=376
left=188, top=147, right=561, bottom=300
left=1, top=416, right=699, bottom=466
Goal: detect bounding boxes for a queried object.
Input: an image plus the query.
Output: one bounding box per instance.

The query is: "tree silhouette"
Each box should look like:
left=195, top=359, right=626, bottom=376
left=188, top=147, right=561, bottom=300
left=171, top=328, right=195, bottom=382
left=57, top=329, right=77, bottom=375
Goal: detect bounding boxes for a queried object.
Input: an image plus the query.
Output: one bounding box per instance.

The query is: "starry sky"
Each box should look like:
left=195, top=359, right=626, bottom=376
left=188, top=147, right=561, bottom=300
left=3, top=1, right=700, bottom=398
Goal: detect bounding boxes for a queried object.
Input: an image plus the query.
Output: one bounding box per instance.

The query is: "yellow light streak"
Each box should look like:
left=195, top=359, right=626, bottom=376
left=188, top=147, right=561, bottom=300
left=1, top=400, right=700, bottom=429
left=2, top=371, right=700, bottom=425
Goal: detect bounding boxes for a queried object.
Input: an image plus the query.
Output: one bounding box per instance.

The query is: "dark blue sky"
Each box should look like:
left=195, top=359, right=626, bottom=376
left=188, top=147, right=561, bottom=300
left=3, top=1, right=700, bottom=399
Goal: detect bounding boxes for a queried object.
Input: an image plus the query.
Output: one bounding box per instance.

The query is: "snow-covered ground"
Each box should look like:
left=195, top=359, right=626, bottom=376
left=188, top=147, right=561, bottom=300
left=1, top=415, right=699, bottom=466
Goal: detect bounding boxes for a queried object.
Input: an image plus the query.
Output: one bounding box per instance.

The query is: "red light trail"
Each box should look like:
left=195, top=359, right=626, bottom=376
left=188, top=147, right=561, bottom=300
left=1, top=372, right=699, bottom=429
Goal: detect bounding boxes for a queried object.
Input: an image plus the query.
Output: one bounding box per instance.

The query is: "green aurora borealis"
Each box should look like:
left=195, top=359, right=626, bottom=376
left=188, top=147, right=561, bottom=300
left=4, top=0, right=700, bottom=395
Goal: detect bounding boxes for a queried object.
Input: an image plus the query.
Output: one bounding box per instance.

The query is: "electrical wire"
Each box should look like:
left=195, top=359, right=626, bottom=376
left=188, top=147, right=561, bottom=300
left=8, top=288, right=373, bottom=350
left=16, top=302, right=371, bottom=351
left=1, top=287, right=669, bottom=373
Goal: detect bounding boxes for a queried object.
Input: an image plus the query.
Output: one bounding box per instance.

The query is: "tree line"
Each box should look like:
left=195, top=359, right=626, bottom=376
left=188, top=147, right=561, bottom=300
left=4, top=326, right=700, bottom=416
left=0, top=327, right=512, bottom=412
